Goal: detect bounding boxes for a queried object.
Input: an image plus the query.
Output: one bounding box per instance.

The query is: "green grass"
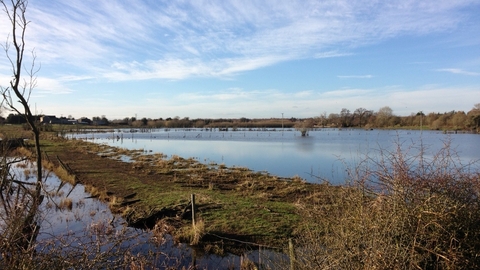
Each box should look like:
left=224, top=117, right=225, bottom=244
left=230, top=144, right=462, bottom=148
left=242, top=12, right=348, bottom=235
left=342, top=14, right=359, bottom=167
left=1, top=125, right=332, bottom=251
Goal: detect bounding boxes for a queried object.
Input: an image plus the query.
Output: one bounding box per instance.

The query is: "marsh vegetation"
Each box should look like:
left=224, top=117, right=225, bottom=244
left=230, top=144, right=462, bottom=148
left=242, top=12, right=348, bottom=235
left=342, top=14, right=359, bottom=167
left=1, top=1, right=479, bottom=268
left=3, top=126, right=479, bottom=269
left=64, top=128, right=480, bottom=268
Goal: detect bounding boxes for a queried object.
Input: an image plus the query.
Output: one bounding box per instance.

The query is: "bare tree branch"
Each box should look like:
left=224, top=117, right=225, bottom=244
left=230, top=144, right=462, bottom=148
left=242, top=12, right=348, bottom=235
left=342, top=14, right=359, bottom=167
left=0, top=0, right=44, bottom=262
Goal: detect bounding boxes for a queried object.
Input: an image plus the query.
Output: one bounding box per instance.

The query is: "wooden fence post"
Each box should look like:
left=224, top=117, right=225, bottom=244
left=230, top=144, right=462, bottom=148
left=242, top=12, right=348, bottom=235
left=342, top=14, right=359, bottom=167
left=289, top=238, right=295, bottom=270
left=191, top=193, right=196, bottom=227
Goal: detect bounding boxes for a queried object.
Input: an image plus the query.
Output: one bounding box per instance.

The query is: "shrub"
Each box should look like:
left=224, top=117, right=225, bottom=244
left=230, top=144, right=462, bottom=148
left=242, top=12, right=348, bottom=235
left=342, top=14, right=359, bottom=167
left=292, top=138, right=480, bottom=269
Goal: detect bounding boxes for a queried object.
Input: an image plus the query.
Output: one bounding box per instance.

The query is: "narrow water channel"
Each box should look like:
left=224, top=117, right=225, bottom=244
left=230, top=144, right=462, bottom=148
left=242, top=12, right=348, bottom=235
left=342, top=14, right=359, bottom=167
left=10, top=159, right=285, bottom=269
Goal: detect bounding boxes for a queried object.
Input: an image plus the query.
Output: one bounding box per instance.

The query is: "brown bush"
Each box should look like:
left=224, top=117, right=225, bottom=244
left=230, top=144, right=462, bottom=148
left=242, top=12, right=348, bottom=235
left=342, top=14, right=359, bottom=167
left=292, top=138, right=480, bottom=269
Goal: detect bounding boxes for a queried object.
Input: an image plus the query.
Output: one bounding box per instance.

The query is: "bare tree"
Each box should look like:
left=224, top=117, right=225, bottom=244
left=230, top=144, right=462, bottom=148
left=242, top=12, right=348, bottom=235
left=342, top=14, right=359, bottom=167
left=0, top=0, right=43, bottom=261
left=376, top=106, right=393, bottom=127
left=377, top=106, right=393, bottom=118
left=318, top=111, right=327, bottom=127
left=354, top=107, right=367, bottom=127
left=340, top=108, right=351, bottom=127
left=467, top=103, right=480, bottom=130
left=295, top=118, right=314, bottom=136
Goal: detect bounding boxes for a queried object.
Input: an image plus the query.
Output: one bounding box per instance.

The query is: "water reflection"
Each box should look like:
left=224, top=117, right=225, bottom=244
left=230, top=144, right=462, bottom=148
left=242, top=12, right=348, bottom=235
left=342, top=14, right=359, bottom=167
left=10, top=160, right=284, bottom=269
left=70, top=128, right=480, bottom=184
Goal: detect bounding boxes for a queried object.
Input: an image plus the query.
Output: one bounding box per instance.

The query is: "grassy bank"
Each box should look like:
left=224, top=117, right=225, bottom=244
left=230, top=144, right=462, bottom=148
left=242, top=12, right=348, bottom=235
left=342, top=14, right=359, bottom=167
left=35, top=134, right=331, bottom=252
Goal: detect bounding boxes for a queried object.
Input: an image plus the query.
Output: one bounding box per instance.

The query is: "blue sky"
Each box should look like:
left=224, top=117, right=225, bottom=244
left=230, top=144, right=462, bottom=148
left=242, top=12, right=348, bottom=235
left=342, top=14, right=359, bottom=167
left=1, top=0, right=479, bottom=120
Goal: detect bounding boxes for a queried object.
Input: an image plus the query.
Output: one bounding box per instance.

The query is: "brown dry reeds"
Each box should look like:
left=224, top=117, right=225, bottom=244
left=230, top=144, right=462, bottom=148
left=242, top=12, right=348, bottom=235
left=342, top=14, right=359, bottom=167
left=291, top=138, right=480, bottom=269
left=58, top=198, right=73, bottom=210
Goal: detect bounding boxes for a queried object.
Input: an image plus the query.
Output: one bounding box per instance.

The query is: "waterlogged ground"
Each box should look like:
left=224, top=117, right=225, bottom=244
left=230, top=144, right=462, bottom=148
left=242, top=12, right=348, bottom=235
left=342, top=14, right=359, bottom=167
left=70, top=128, right=480, bottom=184
left=28, top=127, right=476, bottom=268
left=10, top=159, right=285, bottom=269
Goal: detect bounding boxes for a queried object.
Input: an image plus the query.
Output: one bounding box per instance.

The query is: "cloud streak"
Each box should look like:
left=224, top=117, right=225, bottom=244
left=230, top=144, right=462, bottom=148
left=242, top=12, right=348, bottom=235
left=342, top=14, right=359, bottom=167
left=101, top=85, right=479, bottom=119
left=337, top=75, right=374, bottom=79
left=437, top=68, right=480, bottom=76
left=2, top=0, right=479, bottom=120
left=20, top=0, right=479, bottom=81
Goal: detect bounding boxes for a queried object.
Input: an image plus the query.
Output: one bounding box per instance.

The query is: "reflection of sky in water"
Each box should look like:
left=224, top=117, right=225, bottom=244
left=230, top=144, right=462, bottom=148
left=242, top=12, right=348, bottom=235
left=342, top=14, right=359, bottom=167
left=11, top=160, right=283, bottom=268
left=73, top=129, right=480, bottom=184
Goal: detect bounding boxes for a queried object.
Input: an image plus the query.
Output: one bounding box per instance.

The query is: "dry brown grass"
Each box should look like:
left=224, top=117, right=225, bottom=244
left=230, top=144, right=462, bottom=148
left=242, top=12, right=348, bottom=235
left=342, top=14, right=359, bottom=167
left=7, top=126, right=478, bottom=268
left=190, top=219, right=205, bottom=245
left=58, top=198, right=73, bottom=210
left=175, top=218, right=205, bottom=246
left=291, top=139, right=480, bottom=269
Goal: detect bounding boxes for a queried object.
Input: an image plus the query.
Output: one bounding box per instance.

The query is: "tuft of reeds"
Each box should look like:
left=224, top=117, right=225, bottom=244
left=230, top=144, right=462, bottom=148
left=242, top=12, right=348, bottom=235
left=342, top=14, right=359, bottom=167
left=177, top=218, right=205, bottom=246
left=58, top=198, right=73, bottom=210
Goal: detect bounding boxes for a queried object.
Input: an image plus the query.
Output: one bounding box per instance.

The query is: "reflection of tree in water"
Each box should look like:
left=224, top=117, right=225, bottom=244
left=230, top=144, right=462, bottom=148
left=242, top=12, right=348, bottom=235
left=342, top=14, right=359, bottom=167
left=295, top=136, right=315, bottom=152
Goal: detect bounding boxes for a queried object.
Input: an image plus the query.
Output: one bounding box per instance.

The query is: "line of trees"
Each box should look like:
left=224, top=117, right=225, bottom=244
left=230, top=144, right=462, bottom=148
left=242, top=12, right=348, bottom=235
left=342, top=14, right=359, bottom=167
left=2, top=104, right=479, bottom=131
left=318, top=105, right=480, bottom=130
left=91, top=104, right=480, bottom=131
left=111, top=116, right=297, bottom=129
left=100, top=103, right=480, bottom=131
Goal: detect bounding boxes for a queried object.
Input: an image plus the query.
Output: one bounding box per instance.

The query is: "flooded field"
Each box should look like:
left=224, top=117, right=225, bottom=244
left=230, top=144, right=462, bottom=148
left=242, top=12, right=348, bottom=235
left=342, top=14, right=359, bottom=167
left=70, top=128, right=480, bottom=184
left=9, top=159, right=284, bottom=269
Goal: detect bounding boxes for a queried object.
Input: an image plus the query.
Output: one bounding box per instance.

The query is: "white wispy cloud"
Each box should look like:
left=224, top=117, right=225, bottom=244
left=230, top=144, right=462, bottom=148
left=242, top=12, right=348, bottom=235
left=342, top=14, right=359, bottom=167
left=323, top=88, right=377, bottom=98
left=0, top=74, right=72, bottom=102
left=294, top=91, right=315, bottom=98
left=16, top=0, right=478, bottom=81
left=314, top=51, right=353, bottom=59
left=337, top=75, right=374, bottom=79
left=175, top=88, right=275, bottom=103
left=35, top=82, right=479, bottom=119
left=113, top=85, right=479, bottom=119
left=437, top=68, right=480, bottom=76
left=35, top=77, right=74, bottom=95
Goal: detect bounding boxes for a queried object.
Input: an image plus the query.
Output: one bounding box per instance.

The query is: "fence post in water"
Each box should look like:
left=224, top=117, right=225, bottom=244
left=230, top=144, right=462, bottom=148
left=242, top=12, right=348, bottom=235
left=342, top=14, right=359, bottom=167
left=192, top=248, right=197, bottom=269
left=289, top=238, right=295, bottom=270
left=191, top=193, right=196, bottom=226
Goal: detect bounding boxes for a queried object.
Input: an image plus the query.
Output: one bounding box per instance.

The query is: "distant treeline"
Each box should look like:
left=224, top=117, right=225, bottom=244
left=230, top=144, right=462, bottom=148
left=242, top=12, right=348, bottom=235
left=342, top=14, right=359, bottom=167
left=314, top=105, right=480, bottom=131
left=107, top=104, right=480, bottom=131
left=4, top=104, right=480, bottom=131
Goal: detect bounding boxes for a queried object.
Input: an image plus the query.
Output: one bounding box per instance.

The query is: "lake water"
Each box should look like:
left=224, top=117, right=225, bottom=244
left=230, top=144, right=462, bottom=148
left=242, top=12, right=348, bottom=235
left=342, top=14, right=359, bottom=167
left=71, top=128, right=480, bottom=184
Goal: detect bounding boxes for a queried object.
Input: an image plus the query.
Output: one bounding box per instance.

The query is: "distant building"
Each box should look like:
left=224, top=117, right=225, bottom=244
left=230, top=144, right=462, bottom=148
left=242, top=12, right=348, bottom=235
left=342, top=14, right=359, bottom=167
left=40, top=115, right=57, bottom=124
left=77, top=117, right=92, bottom=125
left=92, top=119, right=107, bottom=126
left=40, top=115, right=79, bottom=125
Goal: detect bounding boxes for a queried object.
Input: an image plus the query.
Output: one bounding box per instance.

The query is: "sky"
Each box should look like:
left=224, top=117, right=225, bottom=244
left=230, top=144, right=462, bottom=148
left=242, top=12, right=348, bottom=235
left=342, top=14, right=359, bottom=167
left=0, top=0, right=479, bottom=120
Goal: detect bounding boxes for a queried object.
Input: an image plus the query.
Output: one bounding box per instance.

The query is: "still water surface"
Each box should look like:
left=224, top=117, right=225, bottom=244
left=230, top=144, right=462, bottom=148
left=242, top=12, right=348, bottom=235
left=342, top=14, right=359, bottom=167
left=11, top=160, right=281, bottom=269
left=40, top=128, right=479, bottom=267
left=72, top=128, right=480, bottom=184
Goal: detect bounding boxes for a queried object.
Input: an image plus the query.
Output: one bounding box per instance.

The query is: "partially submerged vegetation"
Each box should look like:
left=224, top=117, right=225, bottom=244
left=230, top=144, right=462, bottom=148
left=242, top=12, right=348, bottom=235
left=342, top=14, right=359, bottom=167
left=1, top=124, right=480, bottom=268
left=38, top=136, right=320, bottom=250
left=1, top=0, right=476, bottom=268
